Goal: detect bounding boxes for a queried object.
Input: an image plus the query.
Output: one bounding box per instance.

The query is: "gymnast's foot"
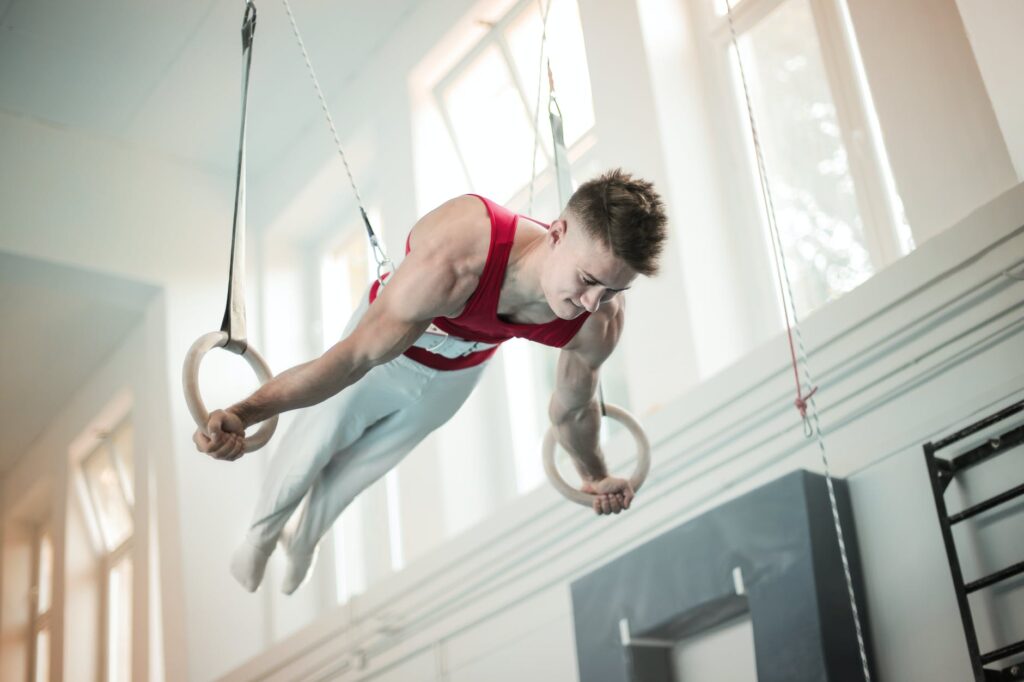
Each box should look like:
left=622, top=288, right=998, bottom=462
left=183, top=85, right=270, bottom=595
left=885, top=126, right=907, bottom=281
left=281, top=544, right=319, bottom=595
left=230, top=540, right=272, bottom=592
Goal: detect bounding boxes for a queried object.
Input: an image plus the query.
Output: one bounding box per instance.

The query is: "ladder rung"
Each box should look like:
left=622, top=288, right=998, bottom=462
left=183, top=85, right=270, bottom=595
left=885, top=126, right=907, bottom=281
left=951, top=423, right=1024, bottom=473
left=950, top=483, right=1024, bottom=524
left=981, top=638, right=1024, bottom=665
left=966, top=560, right=1024, bottom=593
left=930, top=400, right=1024, bottom=451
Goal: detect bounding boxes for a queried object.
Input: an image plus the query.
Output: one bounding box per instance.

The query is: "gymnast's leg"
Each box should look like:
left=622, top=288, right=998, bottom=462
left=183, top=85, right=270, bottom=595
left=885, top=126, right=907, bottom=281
left=277, top=357, right=487, bottom=593
left=230, top=290, right=429, bottom=591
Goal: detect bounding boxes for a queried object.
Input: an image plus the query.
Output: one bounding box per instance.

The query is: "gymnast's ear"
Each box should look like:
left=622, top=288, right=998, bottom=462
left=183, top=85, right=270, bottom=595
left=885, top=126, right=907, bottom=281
left=548, top=218, right=568, bottom=245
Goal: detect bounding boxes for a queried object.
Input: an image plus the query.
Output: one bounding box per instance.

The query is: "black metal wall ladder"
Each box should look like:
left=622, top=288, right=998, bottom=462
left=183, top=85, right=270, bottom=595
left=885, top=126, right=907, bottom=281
left=924, top=399, right=1024, bottom=682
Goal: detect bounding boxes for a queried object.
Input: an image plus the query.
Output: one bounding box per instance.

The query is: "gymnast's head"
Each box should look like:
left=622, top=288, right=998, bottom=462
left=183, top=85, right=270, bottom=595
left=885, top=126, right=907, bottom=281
left=543, top=168, right=668, bottom=320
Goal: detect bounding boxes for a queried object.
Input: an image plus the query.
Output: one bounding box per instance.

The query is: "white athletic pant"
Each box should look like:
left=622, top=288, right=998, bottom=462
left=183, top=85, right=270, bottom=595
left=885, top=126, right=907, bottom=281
left=243, top=287, right=488, bottom=556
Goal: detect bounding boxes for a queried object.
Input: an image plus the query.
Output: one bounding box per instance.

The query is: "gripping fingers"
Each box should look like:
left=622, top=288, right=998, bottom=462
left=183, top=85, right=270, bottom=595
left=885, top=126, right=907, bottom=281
left=193, top=429, right=213, bottom=452
left=211, top=433, right=239, bottom=460
left=592, top=492, right=628, bottom=515
left=228, top=434, right=246, bottom=460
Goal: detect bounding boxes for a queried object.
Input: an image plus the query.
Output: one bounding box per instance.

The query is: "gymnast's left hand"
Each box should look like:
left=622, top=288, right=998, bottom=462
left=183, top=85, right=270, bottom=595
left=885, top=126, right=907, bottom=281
left=193, top=408, right=246, bottom=461
left=581, top=476, right=634, bottom=516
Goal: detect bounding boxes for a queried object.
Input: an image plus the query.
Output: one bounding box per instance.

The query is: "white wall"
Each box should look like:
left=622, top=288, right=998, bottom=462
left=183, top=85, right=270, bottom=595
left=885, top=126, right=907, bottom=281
left=955, top=0, right=1024, bottom=181
left=851, top=418, right=1024, bottom=682
left=844, top=0, right=1017, bottom=243
left=0, top=299, right=184, bottom=681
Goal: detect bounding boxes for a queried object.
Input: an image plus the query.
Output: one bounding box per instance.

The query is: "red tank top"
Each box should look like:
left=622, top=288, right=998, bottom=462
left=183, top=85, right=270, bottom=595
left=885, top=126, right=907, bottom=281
left=369, top=194, right=590, bottom=370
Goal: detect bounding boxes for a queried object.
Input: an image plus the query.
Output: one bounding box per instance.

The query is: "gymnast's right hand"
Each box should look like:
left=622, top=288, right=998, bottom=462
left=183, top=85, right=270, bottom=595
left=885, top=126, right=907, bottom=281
left=193, top=409, right=246, bottom=461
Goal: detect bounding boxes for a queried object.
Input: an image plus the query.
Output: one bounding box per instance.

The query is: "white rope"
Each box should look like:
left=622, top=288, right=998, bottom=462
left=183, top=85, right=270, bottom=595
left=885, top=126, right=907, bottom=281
left=280, top=0, right=368, bottom=210
left=528, top=0, right=553, bottom=215
left=279, top=0, right=393, bottom=281
left=723, top=2, right=872, bottom=679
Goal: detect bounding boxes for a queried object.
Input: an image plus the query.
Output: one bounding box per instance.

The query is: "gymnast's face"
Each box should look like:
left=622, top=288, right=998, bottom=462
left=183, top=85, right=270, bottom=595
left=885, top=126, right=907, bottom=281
left=543, top=213, right=637, bottom=320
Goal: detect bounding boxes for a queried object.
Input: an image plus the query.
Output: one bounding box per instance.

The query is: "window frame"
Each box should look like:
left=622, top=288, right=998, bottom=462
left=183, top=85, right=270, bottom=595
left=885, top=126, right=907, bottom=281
left=80, top=419, right=134, bottom=553
left=101, top=540, right=133, bottom=682
left=319, top=219, right=379, bottom=353
left=317, top=210, right=409, bottom=602
left=75, top=415, right=135, bottom=682
left=425, top=0, right=616, bottom=496
left=27, top=523, right=52, bottom=682
left=432, top=0, right=555, bottom=194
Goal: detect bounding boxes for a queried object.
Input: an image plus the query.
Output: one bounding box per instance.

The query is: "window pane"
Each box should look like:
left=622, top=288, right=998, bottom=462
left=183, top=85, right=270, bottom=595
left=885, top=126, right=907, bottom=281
left=504, top=1, right=553, bottom=177
left=506, top=0, right=595, bottom=148
left=83, top=444, right=133, bottom=551
left=37, top=530, right=52, bottom=614
left=34, top=628, right=49, bottom=682
left=444, top=45, right=535, bottom=202
left=108, top=556, right=132, bottom=682
left=334, top=496, right=367, bottom=603
left=503, top=341, right=547, bottom=494
left=385, top=470, right=405, bottom=571
left=111, top=420, right=134, bottom=507
left=735, top=0, right=874, bottom=317
left=713, top=0, right=748, bottom=17
left=413, top=99, right=474, bottom=214
left=321, top=227, right=374, bottom=351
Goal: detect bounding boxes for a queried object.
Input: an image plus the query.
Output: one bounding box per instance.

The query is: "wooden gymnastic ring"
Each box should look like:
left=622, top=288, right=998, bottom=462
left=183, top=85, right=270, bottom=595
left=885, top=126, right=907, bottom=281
left=542, top=403, right=651, bottom=507
left=182, top=331, right=278, bottom=453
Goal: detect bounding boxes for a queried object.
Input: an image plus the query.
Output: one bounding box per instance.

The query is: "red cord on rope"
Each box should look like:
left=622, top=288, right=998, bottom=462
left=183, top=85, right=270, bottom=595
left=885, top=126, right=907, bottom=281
left=779, top=282, right=818, bottom=421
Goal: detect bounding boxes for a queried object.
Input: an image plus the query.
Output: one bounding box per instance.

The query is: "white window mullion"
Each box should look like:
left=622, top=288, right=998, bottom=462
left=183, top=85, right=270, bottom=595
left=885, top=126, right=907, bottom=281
left=432, top=89, right=477, bottom=190
left=384, top=470, right=405, bottom=572
left=495, top=33, right=544, bottom=150
left=109, top=422, right=135, bottom=509
left=28, top=527, right=41, bottom=682
left=75, top=415, right=135, bottom=682
left=807, top=0, right=903, bottom=267
left=710, top=0, right=786, bottom=40
left=433, top=28, right=501, bottom=194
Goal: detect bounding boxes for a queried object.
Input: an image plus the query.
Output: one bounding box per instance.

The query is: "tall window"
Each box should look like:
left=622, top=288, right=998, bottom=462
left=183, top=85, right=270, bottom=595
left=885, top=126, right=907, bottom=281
left=78, top=417, right=134, bottom=682
left=708, top=0, right=912, bottom=318
left=29, top=525, right=53, bottom=682
left=320, top=225, right=376, bottom=351
left=413, top=0, right=630, bottom=499
left=428, top=0, right=596, bottom=204
left=319, top=216, right=406, bottom=601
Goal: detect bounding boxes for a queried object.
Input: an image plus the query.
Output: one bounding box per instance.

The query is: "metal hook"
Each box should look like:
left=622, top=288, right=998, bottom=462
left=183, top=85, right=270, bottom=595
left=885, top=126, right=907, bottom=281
left=241, top=0, right=257, bottom=48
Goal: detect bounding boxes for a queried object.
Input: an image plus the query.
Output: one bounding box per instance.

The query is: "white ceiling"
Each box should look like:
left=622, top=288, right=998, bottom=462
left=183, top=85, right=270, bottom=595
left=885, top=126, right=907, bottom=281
left=0, top=0, right=422, bottom=473
left=0, top=0, right=421, bottom=174
left=0, top=252, right=158, bottom=475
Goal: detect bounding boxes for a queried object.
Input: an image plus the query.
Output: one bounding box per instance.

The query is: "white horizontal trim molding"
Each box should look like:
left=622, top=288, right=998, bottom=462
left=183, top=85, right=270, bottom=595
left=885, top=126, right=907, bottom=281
left=223, top=183, right=1024, bottom=682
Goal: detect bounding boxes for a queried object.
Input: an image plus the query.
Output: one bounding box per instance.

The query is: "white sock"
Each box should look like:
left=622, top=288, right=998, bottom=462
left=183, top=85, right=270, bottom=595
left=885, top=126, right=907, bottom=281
left=230, top=540, right=272, bottom=593
left=281, top=545, right=319, bottom=595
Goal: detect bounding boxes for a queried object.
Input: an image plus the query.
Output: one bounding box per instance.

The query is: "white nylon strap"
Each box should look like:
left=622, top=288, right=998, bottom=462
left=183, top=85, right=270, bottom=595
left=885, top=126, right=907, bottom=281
left=408, top=329, right=499, bottom=359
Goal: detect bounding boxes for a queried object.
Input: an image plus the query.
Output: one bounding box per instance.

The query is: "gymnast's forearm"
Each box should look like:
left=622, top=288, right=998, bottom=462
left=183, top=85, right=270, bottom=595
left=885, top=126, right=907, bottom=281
left=550, top=400, right=608, bottom=481
left=228, top=350, right=369, bottom=427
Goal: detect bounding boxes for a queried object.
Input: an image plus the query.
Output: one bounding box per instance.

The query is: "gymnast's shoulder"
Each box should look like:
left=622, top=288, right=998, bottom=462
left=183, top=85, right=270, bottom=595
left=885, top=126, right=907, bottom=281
left=406, top=195, right=491, bottom=277
left=563, top=296, right=625, bottom=365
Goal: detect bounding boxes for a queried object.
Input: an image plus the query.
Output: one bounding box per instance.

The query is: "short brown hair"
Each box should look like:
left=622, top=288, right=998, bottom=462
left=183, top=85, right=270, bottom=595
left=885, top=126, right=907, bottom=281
left=565, top=168, right=667, bottom=276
